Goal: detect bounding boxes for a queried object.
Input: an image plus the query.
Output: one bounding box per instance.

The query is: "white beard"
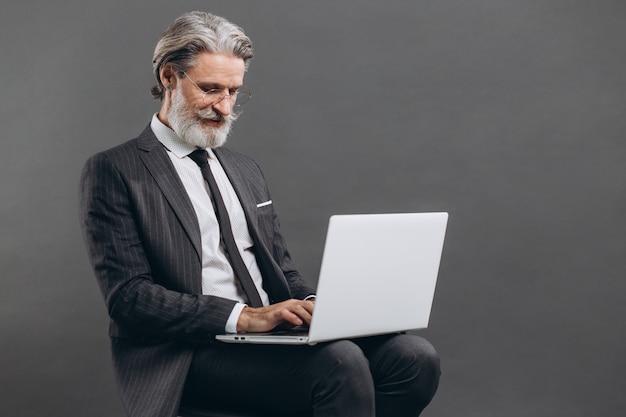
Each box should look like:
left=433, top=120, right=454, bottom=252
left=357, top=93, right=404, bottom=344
left=167, top=88, right=237, bottom=149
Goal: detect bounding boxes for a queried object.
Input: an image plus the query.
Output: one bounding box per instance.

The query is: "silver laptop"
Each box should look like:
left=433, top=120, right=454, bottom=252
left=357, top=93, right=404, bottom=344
left=216, top=212, right=448, bottom=345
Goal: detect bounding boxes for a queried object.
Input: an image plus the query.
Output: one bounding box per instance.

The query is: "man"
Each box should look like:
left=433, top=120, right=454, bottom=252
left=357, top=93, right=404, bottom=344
left=79, top=11, right=440, bottom=417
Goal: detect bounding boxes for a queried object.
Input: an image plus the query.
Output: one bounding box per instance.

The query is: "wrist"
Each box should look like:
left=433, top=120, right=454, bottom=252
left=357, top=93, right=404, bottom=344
left=236, top=306, right=252, bottom=332
left=226, top=303, right=247, bottom=333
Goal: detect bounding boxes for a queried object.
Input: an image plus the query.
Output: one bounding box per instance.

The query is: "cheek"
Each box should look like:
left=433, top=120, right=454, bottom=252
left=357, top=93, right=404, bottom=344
left=192, top=99, right=210, bottom=111
left=177, top=89, right=205, bottom=112
left=185, top=101, right=207, bottom=120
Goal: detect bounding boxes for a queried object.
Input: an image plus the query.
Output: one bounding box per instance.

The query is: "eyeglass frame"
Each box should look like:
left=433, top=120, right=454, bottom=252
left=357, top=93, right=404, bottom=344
left=180, top=71, right=252, bottom=108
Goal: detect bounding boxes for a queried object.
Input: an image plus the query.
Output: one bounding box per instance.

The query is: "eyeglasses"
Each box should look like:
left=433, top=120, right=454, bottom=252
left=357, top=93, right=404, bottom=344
left=182, top=72, right=252, bottom=108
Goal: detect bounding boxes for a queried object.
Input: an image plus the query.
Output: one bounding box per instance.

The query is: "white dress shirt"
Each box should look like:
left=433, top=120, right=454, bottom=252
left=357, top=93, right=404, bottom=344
left=150, top=114, right=269, bottom=332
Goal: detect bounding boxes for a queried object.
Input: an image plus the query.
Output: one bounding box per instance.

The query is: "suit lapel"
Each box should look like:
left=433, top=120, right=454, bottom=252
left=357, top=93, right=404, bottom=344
left=214, top=149, right=259, bottom=231
left=215, top=149, right=291, bottom=302
left=136, top=126, right=202, bottom=261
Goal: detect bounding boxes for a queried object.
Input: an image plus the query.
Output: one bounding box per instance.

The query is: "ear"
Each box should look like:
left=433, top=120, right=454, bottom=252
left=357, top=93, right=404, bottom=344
left=159, top=63, right=178, bottom=90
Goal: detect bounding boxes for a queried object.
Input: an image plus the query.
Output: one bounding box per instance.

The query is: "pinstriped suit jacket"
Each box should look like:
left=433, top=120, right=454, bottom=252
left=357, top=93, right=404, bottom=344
left=79, top=125, right=315, bottom=417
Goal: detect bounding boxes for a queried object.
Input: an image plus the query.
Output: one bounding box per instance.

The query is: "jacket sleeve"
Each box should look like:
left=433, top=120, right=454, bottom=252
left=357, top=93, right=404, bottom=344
left=79, top=151, right=236, bottom=342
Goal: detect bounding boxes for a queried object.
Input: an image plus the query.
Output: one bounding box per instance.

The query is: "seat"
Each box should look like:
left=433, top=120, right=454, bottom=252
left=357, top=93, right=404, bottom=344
left=178, top=405, right=312, bottom=417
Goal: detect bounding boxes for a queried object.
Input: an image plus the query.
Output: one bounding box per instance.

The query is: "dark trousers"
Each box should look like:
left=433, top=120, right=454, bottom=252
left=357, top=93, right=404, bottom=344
left=182, top=333, right=441, bottom=417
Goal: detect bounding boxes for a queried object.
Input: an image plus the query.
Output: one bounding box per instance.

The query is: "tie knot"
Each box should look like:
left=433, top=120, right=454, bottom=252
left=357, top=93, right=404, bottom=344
left=188, top=149, right=209, bottom=168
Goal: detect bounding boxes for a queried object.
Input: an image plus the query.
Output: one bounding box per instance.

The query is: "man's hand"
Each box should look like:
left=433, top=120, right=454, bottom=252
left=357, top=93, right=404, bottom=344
left=236, top=299, right=316, bottom=333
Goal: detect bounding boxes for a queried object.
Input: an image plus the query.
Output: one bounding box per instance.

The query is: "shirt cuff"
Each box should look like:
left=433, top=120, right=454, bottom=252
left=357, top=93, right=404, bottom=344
left=225, top=302, right=247, bottom=333
left=304, top=294, right=317, bottom=301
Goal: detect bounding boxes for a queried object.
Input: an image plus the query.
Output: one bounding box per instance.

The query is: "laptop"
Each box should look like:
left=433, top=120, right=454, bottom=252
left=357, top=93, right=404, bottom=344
left=215, top=212, right=448, bottom=345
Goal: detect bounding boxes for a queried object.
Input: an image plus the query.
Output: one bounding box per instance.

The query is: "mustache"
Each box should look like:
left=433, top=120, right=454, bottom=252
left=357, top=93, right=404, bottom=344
left=196, top=107, right=239, bottom=123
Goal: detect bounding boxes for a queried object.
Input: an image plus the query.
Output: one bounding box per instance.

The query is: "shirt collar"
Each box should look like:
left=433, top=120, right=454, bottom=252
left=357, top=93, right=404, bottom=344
left=150, top=113, right=216, bottom=159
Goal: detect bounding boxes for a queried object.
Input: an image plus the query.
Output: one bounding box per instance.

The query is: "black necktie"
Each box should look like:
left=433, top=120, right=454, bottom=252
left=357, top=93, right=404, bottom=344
left=188, top=149, right=264, bottom=307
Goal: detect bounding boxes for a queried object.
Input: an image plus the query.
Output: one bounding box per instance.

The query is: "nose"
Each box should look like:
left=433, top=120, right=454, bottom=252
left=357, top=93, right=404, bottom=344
left=212, top=93, right=233, bottom=115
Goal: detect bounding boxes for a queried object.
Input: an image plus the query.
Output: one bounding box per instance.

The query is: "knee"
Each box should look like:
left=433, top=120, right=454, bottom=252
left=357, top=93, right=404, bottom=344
left=313, top=340, right=375, bottom=396
left=401, top=334, right=440, bottom=378
left=376, top=334, right=441, bottom=385
left=319, top=340, right=372, bottom=380
left=310, top=340, right=376, bottom=413
left=371, top=334, right=441, bottom=414
left=411, top=335, right=441, bottom=375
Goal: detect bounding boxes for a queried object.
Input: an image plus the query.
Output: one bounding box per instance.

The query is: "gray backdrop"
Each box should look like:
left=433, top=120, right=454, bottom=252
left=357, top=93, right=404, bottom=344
left=1, top=1, right=624, bottom=416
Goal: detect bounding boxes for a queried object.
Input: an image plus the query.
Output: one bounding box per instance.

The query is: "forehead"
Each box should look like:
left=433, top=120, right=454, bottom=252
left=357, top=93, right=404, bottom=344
left=187, top=52, right=246, bottom=85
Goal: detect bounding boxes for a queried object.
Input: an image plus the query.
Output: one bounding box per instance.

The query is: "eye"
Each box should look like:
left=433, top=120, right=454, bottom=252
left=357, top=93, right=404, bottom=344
left=204, top=88, right=223, bottom=96
left=228, top=87, right=240, bottom=95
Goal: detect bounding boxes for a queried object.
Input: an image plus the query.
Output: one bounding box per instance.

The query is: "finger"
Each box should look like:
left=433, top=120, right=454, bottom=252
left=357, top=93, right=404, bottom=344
left=290, top=304, right=313, bottom=326
left=303, top=299, right=315, bottom=313
left=279, top=308, right=304, bottom=326
left=285, top=303, right=315, bottom=326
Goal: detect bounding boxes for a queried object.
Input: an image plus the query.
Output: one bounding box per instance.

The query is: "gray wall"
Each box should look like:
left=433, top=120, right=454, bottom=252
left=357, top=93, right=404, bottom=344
left=1, top=1, right=624, bottom=416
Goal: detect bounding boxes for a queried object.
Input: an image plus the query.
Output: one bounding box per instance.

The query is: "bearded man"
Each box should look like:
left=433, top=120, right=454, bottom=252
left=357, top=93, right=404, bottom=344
left=79, top=11, right=440, bottom=417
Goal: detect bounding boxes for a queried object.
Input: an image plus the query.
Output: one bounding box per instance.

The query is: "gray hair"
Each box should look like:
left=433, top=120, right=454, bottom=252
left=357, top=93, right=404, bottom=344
left=151, top=11, right=254, bottom=100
